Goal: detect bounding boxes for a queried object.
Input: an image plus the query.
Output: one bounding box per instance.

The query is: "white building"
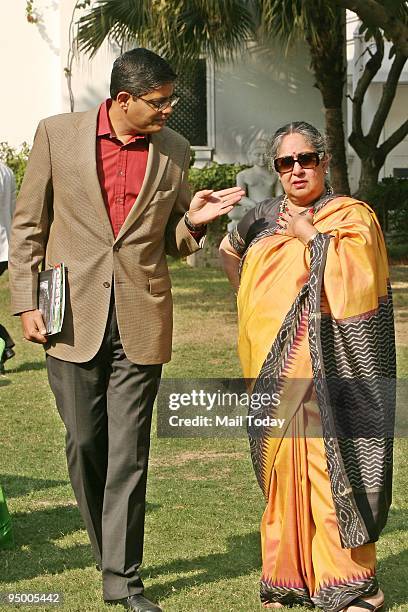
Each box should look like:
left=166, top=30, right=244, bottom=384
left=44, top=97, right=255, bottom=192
left=1, top=1, right=406, bottom=193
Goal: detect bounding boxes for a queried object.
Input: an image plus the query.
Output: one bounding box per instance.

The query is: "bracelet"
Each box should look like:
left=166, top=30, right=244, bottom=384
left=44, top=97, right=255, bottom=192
left=184, top=211, right=206, bottom=232
left=306, top=232, right=319, bottom=249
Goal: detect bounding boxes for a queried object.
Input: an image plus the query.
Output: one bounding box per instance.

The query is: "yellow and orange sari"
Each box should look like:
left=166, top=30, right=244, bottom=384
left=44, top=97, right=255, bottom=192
left=237, top=196, right=395, bottom=610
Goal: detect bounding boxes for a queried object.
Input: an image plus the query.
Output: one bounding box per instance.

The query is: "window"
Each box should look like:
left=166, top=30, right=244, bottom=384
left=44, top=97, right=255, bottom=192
left=167, top=59, right=214, bottom=161
left=393, top=168, right=408, bottom=179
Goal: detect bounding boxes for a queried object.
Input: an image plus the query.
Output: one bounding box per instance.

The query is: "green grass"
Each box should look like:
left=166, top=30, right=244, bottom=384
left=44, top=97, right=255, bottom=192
left=1, top=261, right=407, bottom=611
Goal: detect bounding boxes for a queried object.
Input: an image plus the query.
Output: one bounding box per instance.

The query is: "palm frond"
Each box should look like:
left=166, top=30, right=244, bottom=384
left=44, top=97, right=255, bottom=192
left=76, top=0, right=256, bottom=68
left=259, top=0, right=340, bottom=51
left=76, top=0, right=150, bottom=57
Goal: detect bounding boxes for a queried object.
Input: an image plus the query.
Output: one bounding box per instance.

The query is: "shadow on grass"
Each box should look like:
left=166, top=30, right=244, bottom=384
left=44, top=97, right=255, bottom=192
left=0, top=501, right=161, bottom=582
left=0, top=504, right=93, bottom=582
left=9, top=361, right=46, bottom=373
left=0, top=474, right=68, bottom=499
left=144, top=531, right=261, bottom=601
left=0, top=378, right=11, bottom=387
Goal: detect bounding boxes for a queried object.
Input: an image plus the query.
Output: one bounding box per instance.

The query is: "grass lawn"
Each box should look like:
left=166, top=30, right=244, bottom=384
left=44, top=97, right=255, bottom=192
left=0, top=261, right=407, bottom=612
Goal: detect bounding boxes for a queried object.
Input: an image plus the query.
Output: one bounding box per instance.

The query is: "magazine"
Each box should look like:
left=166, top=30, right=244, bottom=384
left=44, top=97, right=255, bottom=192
left=38, top=263, right=66, bottom=335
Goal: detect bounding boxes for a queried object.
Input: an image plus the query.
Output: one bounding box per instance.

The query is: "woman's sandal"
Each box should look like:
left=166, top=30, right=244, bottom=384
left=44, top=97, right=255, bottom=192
left=344, top=595, right=384, bottom=611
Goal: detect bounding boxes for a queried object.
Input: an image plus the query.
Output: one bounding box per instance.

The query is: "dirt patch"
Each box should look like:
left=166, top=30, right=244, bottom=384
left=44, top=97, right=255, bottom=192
left=29, top=500, right=76, bottom=510
left=150, top=450, right=246, bottom=468
left=173, top=314, right=237, bottom=346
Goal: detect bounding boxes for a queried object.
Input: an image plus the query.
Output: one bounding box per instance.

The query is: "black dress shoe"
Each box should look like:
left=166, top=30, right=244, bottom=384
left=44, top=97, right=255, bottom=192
left=106, top=594, right=162, bottom=611
left=2, top=348, right=15, bottom=362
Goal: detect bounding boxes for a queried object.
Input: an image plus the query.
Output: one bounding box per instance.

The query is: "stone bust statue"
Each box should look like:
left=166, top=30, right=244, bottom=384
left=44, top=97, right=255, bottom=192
left=228, top=144, right=281, bottom=231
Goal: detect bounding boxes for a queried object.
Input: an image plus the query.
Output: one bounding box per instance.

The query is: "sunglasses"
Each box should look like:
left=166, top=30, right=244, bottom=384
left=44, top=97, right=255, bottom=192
left=274, top=151, right=325, bottom=174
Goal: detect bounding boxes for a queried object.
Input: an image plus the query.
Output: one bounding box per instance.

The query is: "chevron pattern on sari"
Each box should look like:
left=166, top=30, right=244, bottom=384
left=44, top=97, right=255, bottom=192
left=313, top=574, right=379, bottom=611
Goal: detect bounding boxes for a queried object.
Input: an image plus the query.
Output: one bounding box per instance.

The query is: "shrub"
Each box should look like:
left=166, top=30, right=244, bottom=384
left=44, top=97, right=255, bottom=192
left=0, top=142, right=30, bottom=192
left=365, top=177, right=408, bottom=239
left=189, top=161, right=248, bottom=193
left=365, top=177, right=408, bottom=262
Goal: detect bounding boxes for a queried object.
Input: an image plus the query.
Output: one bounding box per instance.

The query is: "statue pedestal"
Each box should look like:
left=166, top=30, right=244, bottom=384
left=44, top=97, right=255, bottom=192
left=187, top=244, right=221, bottom=268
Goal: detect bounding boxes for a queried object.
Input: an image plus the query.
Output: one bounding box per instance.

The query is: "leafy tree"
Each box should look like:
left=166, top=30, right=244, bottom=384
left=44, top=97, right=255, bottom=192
left=329, top=0, right=408, bottom=199
left=333, top=0, right=408, bottom=56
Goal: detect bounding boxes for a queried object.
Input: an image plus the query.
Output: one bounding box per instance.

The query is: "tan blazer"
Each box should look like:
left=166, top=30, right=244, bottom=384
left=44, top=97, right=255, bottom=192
left=9, top=107, right=200, bottom=364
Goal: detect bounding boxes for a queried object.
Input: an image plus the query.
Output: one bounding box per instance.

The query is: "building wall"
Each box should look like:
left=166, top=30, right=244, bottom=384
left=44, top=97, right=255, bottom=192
left=0, top=0, right=61, bottom=147
left=213, top=43, right=324, bottom=165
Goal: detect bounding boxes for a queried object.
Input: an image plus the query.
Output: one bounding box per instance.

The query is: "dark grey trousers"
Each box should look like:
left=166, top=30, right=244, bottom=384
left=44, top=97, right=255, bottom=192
left=46, top=299, right=162, bottom=600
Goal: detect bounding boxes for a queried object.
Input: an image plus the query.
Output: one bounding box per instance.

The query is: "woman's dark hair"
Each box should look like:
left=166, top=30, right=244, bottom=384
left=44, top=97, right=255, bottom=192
left=267, top=121, right=329, bottom=172
left=110, top=48, right=177, bottom=99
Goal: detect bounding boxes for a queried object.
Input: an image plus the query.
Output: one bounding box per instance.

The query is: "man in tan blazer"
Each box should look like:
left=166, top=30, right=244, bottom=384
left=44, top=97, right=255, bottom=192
left=9, top=48, right=243, bottom=612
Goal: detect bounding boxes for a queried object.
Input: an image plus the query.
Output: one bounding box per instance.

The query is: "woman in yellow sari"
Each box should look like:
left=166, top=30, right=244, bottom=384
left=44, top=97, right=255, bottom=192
left=219, top=122, right=395, bottom=612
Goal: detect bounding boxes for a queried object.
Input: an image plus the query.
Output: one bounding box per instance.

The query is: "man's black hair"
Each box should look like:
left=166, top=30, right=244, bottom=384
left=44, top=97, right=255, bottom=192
left=110, top=48, right=177, bottom=99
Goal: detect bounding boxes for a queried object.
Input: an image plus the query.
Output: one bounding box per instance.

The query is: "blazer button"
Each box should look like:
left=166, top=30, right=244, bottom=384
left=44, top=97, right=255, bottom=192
left=113, top=244, right=120, bottom=252
left=103, top=281, right=111, bottom=288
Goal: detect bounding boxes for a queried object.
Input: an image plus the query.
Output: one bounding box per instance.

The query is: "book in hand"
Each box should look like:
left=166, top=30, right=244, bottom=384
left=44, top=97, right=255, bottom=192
left=38, top=263, right=66, bottom=335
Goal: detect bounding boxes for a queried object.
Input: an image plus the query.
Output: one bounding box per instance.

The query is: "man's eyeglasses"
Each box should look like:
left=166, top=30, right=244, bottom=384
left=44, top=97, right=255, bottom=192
left=135, top=94, right=180, bottom=113
left=274, top=151, right=325, bottom=174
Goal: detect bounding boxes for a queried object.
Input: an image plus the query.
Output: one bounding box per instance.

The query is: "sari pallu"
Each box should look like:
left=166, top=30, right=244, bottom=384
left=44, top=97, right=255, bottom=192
left=237, top=196, right=395, bottom=610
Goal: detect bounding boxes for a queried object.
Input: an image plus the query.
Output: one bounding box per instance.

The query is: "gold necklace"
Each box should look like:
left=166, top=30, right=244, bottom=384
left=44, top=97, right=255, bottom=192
left=279, top=185, right=334, bottom=215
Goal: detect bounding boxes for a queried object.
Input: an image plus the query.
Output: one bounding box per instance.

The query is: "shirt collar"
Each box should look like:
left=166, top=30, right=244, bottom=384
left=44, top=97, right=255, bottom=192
left=97, top=99, right=149, bottom=143
left=97, top=99, right=114, bottom=137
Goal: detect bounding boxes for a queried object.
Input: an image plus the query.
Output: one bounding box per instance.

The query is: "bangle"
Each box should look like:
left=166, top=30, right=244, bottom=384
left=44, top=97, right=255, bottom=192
left=184, top=211, right=206, bottom=232
left=306, top=232, right=319, bottom=249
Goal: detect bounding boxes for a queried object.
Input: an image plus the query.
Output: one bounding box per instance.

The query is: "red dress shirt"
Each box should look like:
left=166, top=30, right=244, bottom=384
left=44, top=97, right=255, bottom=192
left=96, top=99, right=149, bottom=238
left=96, top=99, right=205, bottom=242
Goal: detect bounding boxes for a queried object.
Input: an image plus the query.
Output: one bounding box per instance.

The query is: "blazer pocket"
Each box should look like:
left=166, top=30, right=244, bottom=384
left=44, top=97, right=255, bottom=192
left=149, top=275, right=172, bottom=295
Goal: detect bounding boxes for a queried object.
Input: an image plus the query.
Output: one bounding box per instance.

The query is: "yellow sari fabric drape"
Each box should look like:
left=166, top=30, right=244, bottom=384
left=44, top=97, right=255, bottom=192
left=237, top=197, right=390, bottom=610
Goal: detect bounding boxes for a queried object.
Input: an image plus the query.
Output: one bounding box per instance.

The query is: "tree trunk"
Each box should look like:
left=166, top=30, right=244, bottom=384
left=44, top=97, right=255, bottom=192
left=325, top=107, right=350, bottom=195
left=355, top=157, right=381, bottom=201
left=306, top=6, right=351, bottom=195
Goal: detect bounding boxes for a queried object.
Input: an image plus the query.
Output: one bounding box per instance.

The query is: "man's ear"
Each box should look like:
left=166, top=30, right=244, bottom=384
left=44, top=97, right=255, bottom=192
left=116, top=92, right=132, bottom=111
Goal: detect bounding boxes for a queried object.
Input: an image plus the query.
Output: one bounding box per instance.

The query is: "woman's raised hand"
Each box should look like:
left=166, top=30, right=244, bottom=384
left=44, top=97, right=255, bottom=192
left=276, top=207, right=317, bottom=246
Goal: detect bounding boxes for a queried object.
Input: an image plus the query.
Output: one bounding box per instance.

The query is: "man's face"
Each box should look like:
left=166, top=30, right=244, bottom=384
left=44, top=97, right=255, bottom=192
left=124, top=82, right=176, bottom=134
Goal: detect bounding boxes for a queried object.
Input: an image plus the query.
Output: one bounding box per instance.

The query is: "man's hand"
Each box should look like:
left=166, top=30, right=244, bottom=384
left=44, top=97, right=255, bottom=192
left=21, top=309, right=48, bottom=344
left=187, top=187, right=245, bottom=226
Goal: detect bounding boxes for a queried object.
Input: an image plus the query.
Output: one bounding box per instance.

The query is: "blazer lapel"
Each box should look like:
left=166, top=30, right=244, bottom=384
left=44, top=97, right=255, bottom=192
left=114, top=131, right=169, bottom=244
left=75, top=108, right=114, bottom=241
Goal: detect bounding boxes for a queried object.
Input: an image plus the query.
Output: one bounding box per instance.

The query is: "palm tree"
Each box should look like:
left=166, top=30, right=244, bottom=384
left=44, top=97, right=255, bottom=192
left=76, top=0, right=351, bottom=193
left=260, top=1, right=350, bottom=193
